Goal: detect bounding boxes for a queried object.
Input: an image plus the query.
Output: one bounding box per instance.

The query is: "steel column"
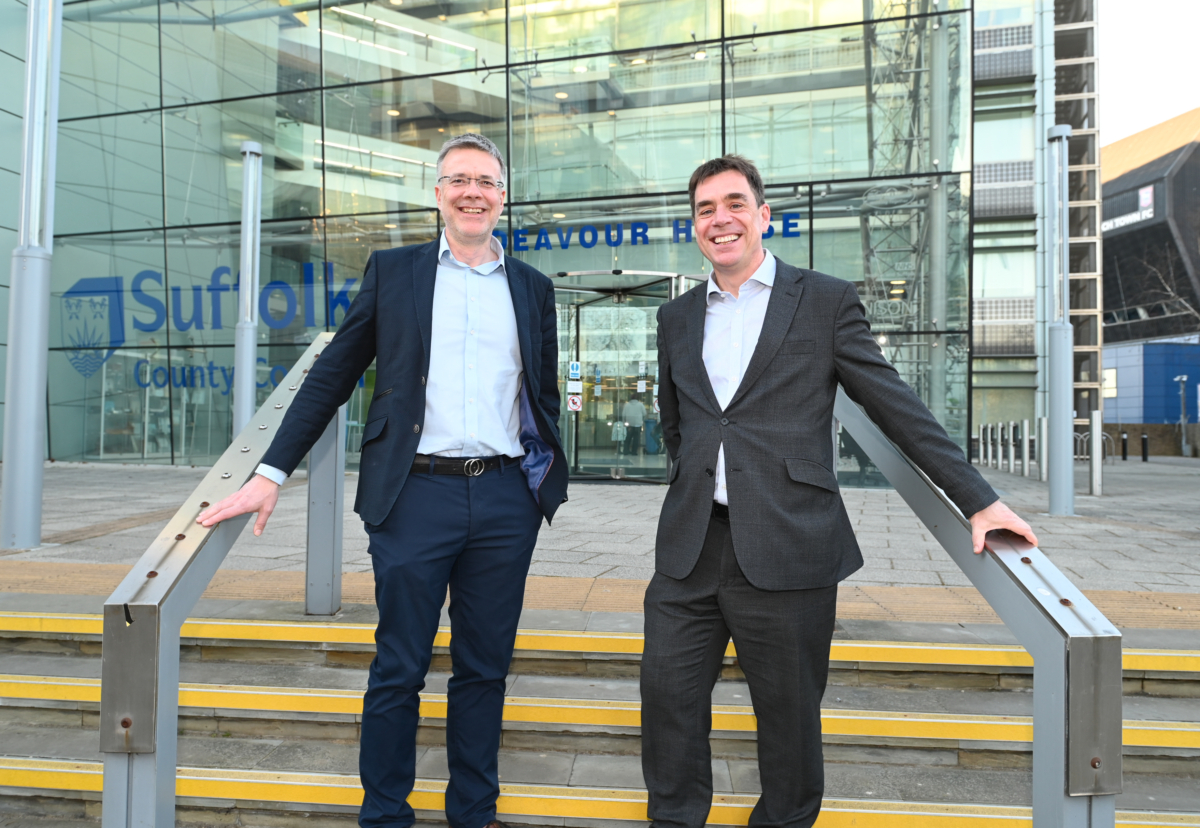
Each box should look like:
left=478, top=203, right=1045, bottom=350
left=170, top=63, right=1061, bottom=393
left=1047, top=124, right=1074, bottom=516
left=1089, top=410, right=1103, bottom=497
left=926, top=11, right=949, bottom=426
left=0, top=0, right=63, bottom=550
left=233, top=141, right=264, bottom=435
left=1039, top=416, right=1050, bottom=481
left=1007, top=421, right=1016, bottom=473
left=1022, top=418, right=1031, bottom=477
left=306, top=405, right=347, bottom=615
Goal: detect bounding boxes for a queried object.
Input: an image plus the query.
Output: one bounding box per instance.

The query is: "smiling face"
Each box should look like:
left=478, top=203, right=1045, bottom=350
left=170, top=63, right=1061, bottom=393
left=435, top=147, right=505, bottom=247
left=693, top=169, right=771, bottom=280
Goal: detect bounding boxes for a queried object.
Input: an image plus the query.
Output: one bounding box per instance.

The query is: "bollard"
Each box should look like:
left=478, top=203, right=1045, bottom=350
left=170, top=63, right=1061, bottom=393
left=1007, top=421, right=1016, bottom=473
left=1089, top=412, right=1103, bottom=496
left=1121, top=431, right=1128, bottom=461
left=1038, top=417, right=1049, bottom=481
left=1142, top=433, right=1149, bottom=462
left=977, top=422, right=985, bottom=464
left=984, top=424, right=992, bottom=468
left=1022, top=418, right=1031, bottom=477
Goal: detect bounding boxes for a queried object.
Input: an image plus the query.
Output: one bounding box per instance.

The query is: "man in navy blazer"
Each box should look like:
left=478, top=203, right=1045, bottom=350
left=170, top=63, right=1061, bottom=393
left=199, top=133, right=567, bottom=828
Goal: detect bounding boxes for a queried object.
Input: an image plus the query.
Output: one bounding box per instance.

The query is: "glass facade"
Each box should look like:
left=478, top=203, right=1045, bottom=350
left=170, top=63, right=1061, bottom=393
left=40, top=0, right=972, bottom=482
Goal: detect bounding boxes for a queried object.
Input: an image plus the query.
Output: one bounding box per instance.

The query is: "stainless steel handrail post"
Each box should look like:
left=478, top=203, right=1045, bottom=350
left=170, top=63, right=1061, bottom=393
left=1089, top=410, right=1103, bottom=497
left=100, top=334, right=334, bottom=827
left=306, top=404, right=347, bottom=615
left=1007, top=421, right=1016, bottom=473
left=836, top=389, right=1121, bottom=828
left=1039, top=415, right=1050, bottom=481
left=1022, top=418, right=1031, bottom=477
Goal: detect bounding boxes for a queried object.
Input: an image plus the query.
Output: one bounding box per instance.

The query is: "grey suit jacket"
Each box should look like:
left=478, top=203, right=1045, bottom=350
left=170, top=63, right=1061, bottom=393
left=654, top=259, right=998, bottom=591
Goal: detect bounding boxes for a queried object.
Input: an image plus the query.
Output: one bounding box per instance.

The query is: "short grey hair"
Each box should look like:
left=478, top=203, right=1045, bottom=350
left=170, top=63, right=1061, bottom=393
left=436, top=132, right=506, bottom=184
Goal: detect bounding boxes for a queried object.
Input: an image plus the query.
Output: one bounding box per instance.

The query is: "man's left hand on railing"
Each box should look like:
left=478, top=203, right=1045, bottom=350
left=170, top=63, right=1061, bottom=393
left=968, top=500, right=1038, bottom=554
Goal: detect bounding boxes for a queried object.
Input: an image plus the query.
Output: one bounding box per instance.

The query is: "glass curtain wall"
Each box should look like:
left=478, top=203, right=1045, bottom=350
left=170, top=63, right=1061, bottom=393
left=47, top=0, right=972, bottom=481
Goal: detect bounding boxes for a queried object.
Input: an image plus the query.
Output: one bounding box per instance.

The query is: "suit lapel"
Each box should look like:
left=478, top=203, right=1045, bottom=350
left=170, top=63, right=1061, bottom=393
left=685, top=288, right=723, bottom=413
left=505, top=256, right=534, bottom=380
left=725, top=262, right=805, bottom=410
left=413, top=241, right=438, bottom=371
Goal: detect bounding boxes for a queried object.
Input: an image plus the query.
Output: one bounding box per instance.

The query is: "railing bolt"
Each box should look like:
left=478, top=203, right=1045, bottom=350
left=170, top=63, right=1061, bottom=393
left=1021, top=557, right=1032, bottom=564
left=289, top=385, right=298, bottom=390
left=221, top=473, right=232, bottom=479
left=120, top=718, right=132, bottom=729
left=241, top=446, right=250, bottom=452
left=1091, top=757, right=1102, bottom=769
left=274, top=403, right=283, bottom=409
left=1060, top=598, right=1073, bottom=607
left=199, top=502, right=209, bottom=508
left=259, top=424, right=268, bottom=429
left=302, top=369, right=309, bottom=373
left=147, top=571, right=158, bottom=578
left=174, top=534, right=186, bottom=541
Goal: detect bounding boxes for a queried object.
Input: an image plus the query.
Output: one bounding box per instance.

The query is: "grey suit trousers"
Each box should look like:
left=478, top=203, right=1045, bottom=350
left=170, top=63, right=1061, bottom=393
left=640, top=511, right=838, bottom=828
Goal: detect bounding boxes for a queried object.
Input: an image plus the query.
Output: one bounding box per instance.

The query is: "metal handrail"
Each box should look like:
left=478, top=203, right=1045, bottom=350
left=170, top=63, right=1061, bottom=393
left=836, top=389, right=1121, bottom=826
left=99, top=333, right=346, bottom=827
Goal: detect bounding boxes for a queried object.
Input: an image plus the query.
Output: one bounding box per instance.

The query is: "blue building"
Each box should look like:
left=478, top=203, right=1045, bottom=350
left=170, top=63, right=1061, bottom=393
left=1103, top=336, right=1200, bottom=425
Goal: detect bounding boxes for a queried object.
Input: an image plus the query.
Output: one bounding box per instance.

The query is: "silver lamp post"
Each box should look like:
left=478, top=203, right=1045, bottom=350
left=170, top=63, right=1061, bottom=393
left=1047, top=124, right=1074, bottom=516
left=1175, top=374, right=1191, bottom=458
left=0, top=0, right=63, bottom=550
left=233, top=141, right=264, bottom=435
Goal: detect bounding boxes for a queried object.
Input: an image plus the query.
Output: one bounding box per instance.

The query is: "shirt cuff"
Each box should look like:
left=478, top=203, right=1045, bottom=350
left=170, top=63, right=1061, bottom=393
left=255, top=464, right=287, bottom=486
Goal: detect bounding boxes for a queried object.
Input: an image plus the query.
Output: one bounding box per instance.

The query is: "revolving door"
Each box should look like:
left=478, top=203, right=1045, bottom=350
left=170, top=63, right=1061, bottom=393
left=554, top=270, right=703, bottom=482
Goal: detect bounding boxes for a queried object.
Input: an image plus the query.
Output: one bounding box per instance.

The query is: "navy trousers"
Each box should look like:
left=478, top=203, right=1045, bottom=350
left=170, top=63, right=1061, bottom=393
left=359, top=460, right=542, bottom=828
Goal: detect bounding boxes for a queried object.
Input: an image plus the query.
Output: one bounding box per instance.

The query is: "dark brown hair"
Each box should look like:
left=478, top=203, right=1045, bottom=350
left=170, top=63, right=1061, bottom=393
left=688, top=155, right=766, bottom=216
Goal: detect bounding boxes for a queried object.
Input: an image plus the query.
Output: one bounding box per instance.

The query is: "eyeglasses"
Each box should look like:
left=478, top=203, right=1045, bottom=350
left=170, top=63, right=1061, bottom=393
left=437, top=176, right=504, bottom=192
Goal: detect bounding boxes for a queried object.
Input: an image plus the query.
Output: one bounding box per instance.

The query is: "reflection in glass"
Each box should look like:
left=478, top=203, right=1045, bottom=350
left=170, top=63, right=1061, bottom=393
left=813, top=174, right=970, bottom=332
left=1071, top=313, right=1098, bottom=346
left=56, top=112, right=164, bottom=235
left=60, top=0, right=161, bottom=119
left=322, top=0, right=504, bottom=86
left=509, top=48, right=721, bottom=202
left=322, top=74, right=507, bottom=216
left=163, top=93, right=322, bottom=227
left=159, top=0, right=321, bottom=107
left=726, top=13, right=969, bottom=185
left=1068, top=133, right=1095, bottom=166
left=510, top=0, right=717, bottom=64
left=1070, top=276, right=1098, bottom=311
left=727, top=0, right=968, bottom=38
left=164, top=220, right=326, bottom=350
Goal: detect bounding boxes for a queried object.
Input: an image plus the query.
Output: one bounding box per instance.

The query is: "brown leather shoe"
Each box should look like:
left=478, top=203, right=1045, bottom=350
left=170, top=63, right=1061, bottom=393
left=481, top=821, right=511, bottom=828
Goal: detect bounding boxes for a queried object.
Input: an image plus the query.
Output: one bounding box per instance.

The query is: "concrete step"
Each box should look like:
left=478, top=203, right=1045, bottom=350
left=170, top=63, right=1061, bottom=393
left=2, top=610, right=1198, bottom=696
left=2, top=652, right=1198, bottom=774
left=1, top=722, right=1199, bottom=826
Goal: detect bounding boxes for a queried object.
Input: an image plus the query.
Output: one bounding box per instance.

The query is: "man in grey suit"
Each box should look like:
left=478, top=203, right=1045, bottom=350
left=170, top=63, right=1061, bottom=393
left=641, top=156, right=1037, bottom=828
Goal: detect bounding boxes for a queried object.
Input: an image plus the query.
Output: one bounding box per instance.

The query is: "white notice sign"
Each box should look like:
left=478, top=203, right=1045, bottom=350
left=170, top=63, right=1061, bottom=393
left=637, top=380, right=647, bottom=392
left=567, top=380, right=583, bottom=393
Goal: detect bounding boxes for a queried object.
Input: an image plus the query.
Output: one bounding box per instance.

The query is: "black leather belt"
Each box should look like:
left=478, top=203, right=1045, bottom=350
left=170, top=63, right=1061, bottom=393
left=412, top=454, right=516, bottom=476
left=712, top=502, right=730, bottom=521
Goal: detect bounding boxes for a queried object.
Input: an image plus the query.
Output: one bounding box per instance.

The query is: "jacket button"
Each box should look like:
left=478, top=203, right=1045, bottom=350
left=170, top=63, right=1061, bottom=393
left=706, top=468, right=714, bottom=477
left=413, top=424, right=420, bottom=433
left=720, top=417, right=729, bottom=425
left=421, top=376, right=426, bottom=385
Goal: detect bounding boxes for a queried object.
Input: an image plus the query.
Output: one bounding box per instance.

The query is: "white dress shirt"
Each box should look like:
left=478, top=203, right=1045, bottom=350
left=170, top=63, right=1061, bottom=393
left=256, top=232, right=524, bottom=484
left=702, top=249, right=776, bottom=505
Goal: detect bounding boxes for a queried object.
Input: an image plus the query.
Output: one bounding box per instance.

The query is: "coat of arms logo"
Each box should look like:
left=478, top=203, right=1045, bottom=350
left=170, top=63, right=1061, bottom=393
left=61, top=277, right=125, bottom=378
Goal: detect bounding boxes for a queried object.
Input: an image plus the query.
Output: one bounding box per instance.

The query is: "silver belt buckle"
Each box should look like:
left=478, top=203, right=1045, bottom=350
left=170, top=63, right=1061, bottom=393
left=463, top=458, right=486, bottom=477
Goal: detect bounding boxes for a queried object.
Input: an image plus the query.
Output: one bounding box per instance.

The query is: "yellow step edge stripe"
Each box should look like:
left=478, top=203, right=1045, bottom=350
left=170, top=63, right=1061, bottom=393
left=2, top=611, right=1197, bottom=673
left=0, top=757, right=1196, bottom=826
left=4, top=674, right=1198, bottom=749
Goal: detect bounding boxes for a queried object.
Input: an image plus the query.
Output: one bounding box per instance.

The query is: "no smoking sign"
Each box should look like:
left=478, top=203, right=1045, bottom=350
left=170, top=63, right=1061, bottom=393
left=567, top=395, right=583, bottom=412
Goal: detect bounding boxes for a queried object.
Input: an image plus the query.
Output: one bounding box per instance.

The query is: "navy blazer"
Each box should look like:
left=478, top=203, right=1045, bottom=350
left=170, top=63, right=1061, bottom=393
left=261, top=240, right=569, bottom=525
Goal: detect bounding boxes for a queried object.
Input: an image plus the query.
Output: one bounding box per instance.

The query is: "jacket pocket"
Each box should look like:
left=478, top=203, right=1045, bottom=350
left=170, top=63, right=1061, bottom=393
left=360, top=415, right=388, bottom=450
left=784, top=458, right=839, bottom=492
left=777, top=339, right=816, bottom=355
left=668, top=458, right=682, bottom=483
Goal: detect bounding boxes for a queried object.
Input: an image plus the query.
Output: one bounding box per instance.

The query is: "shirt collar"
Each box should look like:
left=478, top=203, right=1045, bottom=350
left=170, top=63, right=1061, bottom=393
left=438, top=230, right=506, bottom=274
left=706, top=249, right=776, bottom=303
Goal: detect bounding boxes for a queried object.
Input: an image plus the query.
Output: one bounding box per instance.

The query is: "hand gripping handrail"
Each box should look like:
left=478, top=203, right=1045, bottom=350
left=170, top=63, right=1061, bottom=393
left=99, top=333, right=345, bottom=828
left=835, top=388, right=1122, bottom=828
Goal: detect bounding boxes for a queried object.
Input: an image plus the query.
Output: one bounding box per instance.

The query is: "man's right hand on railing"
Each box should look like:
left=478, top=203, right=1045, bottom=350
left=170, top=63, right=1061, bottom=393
left=196, top=475, right=281, bottom=536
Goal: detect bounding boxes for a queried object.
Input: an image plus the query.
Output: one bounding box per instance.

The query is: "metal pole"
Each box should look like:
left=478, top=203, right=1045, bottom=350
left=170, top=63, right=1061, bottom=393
left=306, top=405, right=347, bottom=616
left=1022, top=418, right=1031, bottom=477
left=1121, top=431, right=1128, bottom=461
left=1089, top=410, right=1103, bottom=496
left=1141, top=432, right=1149, bottom=462
left=1047, top=124, right=1074, bottom=516
left=1007, top=421, right=1016, bottom=474
left=0, top=0, right=63, bottom=550
left=1039, top=416, right=1050, bottom=481
left=1176, top=375, right=1191, bottom=457
left=977, top=422, right=985, bottom=464
left=927, top=13, right=949, bottom=427
left=233, top=141, right=263, bottom=435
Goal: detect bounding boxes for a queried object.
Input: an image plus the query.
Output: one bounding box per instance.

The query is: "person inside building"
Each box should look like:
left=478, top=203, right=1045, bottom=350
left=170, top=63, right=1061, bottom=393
left=642, top=154, right=1038, bottom=828
left=196, top=133, right=567, bottom=828
left=622, top=395, right=647, bottom=455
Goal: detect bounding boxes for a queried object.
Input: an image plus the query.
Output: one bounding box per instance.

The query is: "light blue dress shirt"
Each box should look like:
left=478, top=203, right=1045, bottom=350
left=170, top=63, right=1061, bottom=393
left=702, top=249, right=777, bottom=505
left=256, top=231, right=524, bottom=484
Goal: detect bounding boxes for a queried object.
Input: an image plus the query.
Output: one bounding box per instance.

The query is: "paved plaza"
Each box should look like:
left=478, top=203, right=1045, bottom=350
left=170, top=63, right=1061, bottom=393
left=0, top=455, right=1196, bottom=594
